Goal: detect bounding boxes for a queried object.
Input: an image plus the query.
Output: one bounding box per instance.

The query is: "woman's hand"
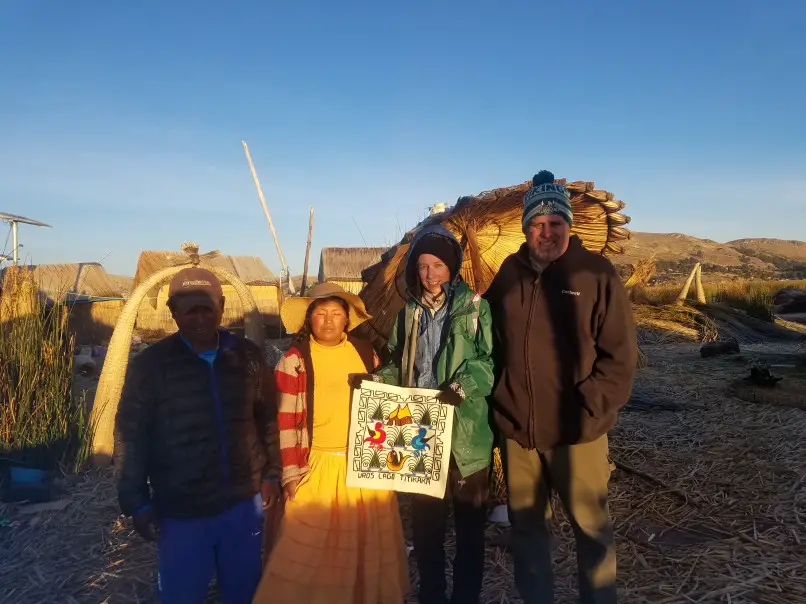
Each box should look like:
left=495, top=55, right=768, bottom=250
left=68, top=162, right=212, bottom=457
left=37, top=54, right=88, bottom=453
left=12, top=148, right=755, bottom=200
left=348, top=373, right=376, bottom=389
left=453, top=466, right=490, bottom=507
left=436, top=383, right=465, bottom=407
left=283, top=479, right=300, bottom=502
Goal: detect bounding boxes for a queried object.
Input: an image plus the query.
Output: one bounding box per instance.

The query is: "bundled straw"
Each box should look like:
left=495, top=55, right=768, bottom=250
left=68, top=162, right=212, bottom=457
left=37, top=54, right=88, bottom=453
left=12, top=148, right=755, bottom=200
left=358, top=178, right=631, bottom=348
left=490, top=447, right=507, bottom=505
left=625, top=255, right=657, bottom=292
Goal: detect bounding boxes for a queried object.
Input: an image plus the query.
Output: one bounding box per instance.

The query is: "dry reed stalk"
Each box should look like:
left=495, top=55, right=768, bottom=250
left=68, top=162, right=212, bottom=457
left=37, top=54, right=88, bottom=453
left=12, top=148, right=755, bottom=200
left=637, top=346, right=649, bottom=368
left=4, top=341, right=806, bottom=603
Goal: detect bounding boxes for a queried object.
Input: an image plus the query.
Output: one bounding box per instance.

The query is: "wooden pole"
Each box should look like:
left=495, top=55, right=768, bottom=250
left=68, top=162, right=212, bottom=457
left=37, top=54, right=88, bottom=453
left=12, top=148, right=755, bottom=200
left=241, top=140, right=296, bottom=294
left=695, top=263, right=707, bottom=305
left=676, top=262, right=700, bottom=305
left=11, top=221, right=18, bottom=265
left=300, top=207, right=314, bottom=294
left=465, top=226, right=485, bottom=292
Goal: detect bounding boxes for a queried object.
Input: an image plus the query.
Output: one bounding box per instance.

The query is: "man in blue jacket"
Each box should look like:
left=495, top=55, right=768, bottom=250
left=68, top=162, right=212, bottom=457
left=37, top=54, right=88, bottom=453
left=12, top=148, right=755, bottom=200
left=114, top=267, right=282, bottom=603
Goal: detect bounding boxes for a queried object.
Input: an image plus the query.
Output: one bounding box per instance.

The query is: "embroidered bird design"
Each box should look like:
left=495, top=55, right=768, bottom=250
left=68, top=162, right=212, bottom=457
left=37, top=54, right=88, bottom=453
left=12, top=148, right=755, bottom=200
left=410, top=427, right=434, bottom=452
left=386, top=450, right=411, bottom=472
left=364, top=422, right=387, bottom=447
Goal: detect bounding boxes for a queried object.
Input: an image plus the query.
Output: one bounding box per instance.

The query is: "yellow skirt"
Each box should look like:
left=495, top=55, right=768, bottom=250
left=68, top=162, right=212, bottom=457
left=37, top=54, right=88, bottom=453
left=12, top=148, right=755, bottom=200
left=253, top=449, right=410, bottom=604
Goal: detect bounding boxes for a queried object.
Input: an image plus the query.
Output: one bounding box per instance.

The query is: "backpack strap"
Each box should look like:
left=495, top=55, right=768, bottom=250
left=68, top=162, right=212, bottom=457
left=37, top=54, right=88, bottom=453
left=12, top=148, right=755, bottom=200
left=471, top=293, right=481, bottom=336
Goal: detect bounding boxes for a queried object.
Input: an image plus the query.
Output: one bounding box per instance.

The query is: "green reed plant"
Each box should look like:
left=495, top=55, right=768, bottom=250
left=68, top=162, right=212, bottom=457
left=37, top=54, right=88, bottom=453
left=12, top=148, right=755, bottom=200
left=0, top=269, right=91, bottom=473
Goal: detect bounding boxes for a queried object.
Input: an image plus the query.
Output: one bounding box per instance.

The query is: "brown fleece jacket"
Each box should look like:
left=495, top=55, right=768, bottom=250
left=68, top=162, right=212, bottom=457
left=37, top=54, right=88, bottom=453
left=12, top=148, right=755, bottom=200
left=483, top=236, right=637, bottom=451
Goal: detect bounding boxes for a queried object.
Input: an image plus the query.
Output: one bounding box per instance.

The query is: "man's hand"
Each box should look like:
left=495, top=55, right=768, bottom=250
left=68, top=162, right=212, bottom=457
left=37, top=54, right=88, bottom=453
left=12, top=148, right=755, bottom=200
left=436, top=384, right=464, bottom=407
left=261, top=480, right=281, bottom=509
left=348, top=373, right=376, bottom=390
left=132, top=507, right=160, bottom=542
left=283, top=479, right=300, bottom=502
left=453, top=466, right=490, bottom=507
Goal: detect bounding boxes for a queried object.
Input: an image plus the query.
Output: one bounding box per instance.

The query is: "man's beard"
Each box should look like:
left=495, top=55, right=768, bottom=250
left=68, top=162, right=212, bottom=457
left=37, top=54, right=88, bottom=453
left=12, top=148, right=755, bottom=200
left=529, top=237, right=563, bottom=265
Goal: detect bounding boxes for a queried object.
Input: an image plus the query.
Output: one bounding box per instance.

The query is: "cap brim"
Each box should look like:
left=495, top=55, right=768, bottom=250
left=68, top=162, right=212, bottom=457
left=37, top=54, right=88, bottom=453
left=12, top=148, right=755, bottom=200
left=170, top=292, right=219, bottom=313
left=281, top=291, right=371, bottom=334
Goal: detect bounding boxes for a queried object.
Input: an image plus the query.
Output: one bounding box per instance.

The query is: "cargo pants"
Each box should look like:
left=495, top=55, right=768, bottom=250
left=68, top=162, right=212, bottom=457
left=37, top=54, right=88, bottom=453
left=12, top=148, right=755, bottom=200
left=503, top=435, right=616, bottom=604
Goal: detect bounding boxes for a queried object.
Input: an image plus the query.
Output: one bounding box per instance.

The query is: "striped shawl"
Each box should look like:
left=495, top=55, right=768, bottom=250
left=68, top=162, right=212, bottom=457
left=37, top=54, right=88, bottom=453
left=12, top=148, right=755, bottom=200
left=275, top=334, right=377, bottom=486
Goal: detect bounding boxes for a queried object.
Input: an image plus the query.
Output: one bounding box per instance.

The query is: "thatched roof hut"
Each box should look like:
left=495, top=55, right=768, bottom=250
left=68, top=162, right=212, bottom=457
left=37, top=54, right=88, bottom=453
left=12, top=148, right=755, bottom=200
left=132, top=251, right=275, bottom=293
left=107, top=274, right=134, bottom=298
left=0, top=264, right=126, bottom=345
left=131, top=250, right=283, bottom=336
left=357, top=177, right=631, bottom=348
left=318, top=247, right=388, bottom=294
left=1, top=262, right=122, bottom=303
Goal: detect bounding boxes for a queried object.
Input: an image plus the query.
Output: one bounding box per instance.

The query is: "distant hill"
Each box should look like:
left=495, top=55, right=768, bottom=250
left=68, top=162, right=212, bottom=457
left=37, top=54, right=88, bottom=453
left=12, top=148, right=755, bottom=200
left=614, top=233, right=806, bottom=281
left=726, top=238, right=806, bottom=274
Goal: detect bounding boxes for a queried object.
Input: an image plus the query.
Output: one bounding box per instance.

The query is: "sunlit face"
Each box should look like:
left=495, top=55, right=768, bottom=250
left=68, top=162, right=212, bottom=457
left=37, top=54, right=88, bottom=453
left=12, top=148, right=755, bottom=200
left=417, top=253, right=451, bottom=295
left=170, top=296, right=225, bottom=351
left=309, top=298, right=349, bottom=345
left=524, top=215, right=571, bottom=266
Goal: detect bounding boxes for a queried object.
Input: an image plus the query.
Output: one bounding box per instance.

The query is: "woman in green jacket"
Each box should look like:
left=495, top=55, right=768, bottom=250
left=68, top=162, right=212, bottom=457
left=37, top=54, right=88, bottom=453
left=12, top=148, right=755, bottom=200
left=351, top=224, right=495, bottom=604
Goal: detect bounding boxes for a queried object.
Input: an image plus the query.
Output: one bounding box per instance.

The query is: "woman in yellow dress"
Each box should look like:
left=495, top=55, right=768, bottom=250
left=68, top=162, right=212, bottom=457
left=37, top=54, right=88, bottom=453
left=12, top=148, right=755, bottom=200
left=253, top=283, right=409, bottom=604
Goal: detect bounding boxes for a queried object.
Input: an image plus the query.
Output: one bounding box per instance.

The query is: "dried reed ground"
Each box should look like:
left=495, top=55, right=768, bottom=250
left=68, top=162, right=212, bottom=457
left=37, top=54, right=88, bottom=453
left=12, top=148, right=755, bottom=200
left=1, top=343, right=805, bottom=603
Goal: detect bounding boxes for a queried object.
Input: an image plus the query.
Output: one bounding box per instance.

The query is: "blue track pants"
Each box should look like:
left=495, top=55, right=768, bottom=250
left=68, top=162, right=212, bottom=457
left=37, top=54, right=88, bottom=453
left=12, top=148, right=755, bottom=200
left=157, top=494, right=263, bottom=604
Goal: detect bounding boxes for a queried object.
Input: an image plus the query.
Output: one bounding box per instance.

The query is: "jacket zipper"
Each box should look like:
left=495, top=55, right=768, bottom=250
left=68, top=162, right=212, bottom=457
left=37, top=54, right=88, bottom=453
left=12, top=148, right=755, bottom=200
left=209, top=363, right=230, bottom=503
left=523, top=273, right=541, bottom=449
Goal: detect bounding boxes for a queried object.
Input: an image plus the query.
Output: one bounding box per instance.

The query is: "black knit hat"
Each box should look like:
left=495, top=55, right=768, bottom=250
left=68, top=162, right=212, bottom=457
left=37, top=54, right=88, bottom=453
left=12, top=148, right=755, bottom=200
left=409, top=233, right=460, bottom=279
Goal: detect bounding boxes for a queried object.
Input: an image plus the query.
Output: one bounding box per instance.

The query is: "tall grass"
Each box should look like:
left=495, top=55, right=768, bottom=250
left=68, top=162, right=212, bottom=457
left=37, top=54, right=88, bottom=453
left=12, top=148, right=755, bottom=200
left=634, top=279, right=806, bottom=322
left=0, top=268, right=91, bottom=473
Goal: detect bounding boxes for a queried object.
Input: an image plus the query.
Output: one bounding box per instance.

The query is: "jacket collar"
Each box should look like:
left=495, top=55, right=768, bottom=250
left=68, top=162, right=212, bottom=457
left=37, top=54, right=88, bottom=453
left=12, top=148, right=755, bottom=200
left=166, top=328, right=237, bottom=360
left=406, top=279, right=475, bottom=319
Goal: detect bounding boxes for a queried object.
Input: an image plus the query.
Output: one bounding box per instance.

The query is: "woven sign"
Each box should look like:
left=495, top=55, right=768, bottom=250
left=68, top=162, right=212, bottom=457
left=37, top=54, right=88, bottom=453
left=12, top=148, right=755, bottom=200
left=346, top=381, right=454, bottom=499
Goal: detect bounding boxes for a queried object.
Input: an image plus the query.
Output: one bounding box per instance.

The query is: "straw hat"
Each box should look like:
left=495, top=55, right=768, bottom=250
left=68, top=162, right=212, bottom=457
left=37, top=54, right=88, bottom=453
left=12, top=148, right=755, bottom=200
left=281, top=282, right=372, bottom=334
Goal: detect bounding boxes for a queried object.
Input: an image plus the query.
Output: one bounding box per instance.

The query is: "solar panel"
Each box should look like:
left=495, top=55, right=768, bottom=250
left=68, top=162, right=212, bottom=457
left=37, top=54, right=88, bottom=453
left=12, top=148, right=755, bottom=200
left=0, top=212, right=52, bottom=228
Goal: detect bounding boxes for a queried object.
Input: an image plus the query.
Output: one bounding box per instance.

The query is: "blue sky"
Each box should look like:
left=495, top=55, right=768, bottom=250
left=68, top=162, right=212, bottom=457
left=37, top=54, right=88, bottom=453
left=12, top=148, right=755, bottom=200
left=1, top=0, right=804, bottom=276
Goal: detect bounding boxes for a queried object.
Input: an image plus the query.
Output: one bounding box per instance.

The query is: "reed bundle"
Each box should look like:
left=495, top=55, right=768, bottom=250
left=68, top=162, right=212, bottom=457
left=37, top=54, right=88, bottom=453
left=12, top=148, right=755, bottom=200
left=625, top=256, right=657, bottom=291
left=359, top=178, right=631, bottom=347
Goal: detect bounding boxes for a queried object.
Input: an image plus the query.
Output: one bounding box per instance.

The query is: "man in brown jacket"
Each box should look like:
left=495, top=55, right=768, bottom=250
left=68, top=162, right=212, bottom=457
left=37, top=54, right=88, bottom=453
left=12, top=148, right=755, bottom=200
left=484, top=171, right=637, bottom=604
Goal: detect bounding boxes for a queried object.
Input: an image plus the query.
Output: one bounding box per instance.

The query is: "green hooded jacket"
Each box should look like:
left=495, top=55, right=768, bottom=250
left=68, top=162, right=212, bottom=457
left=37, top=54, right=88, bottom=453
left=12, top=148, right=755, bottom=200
left=375, top=226, right=495, bottom=478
